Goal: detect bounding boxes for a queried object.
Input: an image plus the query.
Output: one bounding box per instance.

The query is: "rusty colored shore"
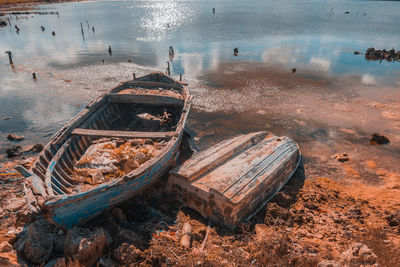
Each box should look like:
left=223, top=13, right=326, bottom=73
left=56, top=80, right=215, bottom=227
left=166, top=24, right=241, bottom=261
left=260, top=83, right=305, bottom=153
left=0, top=62, right=399, bottom=266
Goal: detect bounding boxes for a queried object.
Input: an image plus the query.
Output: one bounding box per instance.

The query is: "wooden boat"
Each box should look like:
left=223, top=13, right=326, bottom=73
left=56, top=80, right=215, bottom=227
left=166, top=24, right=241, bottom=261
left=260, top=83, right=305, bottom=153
left=23, top=72, right=191, bottom=229
left=168, top=131, right=301, bottom=229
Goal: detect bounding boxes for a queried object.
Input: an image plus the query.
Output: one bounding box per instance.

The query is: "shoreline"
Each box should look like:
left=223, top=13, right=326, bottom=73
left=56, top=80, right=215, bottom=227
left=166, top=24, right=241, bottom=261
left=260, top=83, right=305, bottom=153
left=0, top=0, right=84, bottom=9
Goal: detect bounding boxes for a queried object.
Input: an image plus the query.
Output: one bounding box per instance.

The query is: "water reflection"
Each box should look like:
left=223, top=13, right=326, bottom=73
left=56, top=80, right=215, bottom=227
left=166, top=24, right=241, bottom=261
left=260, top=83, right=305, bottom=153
left=1, top=0, right=400, bottom=159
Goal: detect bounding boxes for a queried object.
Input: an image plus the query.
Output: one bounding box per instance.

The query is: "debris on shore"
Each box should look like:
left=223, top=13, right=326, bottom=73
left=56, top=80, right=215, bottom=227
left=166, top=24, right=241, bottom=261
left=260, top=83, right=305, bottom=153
left=370, top=133, right=390, bottom=145
left=0, top=153, right=399, bottom=266
left=6, top=145, right=23, bottom=158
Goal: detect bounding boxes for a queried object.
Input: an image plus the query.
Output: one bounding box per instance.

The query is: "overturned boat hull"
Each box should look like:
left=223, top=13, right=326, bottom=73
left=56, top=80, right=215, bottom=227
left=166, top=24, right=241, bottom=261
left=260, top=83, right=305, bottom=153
left=168, top=131, right=301, bottom=229
left=24, top=72, right=191, bottom=229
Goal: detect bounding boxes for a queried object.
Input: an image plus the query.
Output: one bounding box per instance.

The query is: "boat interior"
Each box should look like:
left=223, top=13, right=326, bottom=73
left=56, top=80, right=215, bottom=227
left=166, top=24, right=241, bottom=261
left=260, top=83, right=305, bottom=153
left=31, top=78, right=187, bottom=196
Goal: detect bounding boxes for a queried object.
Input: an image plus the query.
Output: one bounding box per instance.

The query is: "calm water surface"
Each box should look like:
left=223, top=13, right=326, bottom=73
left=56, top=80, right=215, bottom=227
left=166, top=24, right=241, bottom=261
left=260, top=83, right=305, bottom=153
left=0, top=0, right=400, bottom=159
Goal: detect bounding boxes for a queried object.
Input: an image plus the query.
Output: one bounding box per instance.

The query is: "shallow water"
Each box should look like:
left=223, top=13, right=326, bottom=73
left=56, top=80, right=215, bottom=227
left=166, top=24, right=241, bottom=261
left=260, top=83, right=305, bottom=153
left=1, top=0, right=400, bottom=160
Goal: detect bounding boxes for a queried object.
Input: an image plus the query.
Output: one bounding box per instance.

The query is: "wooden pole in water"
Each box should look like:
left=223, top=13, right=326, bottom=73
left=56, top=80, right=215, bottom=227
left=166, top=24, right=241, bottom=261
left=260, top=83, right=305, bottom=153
left=166, top=61, right=170, bottom=76
left=5, top=51, right=13, bottom=64
left=180, top=73, right=182, bottom=81
left=133, top=73, right=136, bottom=80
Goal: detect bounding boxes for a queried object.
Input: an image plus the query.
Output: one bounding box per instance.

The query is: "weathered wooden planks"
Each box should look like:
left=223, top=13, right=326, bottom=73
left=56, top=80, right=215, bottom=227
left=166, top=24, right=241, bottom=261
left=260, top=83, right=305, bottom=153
left=107, top=93, right=184, bottom=105
left=26, top=72, right=191, bottom=229
left=71, top=129, right=174, bottom=139
left=168, top=131, right=301, bottom=229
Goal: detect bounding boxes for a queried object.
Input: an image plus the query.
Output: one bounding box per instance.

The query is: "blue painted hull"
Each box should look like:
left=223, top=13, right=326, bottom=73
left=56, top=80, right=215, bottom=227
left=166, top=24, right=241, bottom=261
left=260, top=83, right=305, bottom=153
left=25, top=72, right=191, bottom=229
left=45, top=136, right=181, bottom=229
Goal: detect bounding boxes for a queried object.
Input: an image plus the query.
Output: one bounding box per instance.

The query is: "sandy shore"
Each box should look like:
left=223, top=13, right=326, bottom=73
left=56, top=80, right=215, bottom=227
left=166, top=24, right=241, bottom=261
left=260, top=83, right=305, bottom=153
left=0, top=62, right=399, bottom=266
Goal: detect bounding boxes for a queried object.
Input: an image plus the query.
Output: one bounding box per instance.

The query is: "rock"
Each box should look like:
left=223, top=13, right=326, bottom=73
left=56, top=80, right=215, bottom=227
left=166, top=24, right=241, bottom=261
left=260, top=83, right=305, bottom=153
left=254, top=224, right=278, bottom=243
left=332, top=153, right=350, bottom=162
left=0, top=241, right=13, bottom=253
left=32, top=143, right=44, bottom=152
left=366, top=47, right=375, bottom=55
left=386, top=209, right=400, bottom=226
left=53, top=234, right=66, bottom=254
left=291, top=68, right=296, bottom=73
left=44, top=257, right=67, bottom=267
left=370, top=133, right=390, bottom=145
left=24, top=220, right=54, bottom=264
left=7, top=134, right=24, bottom=141
left=113, top=243, right=141, bottom=264
left=340, top=243, right=378, bottom=266
left=354, top=51, right=361, bottom=55
left=318, top=260, right=340, bottom=267
left=64, top=227, right=110, bottom=266
left=6, top=145, right=23, bottom=157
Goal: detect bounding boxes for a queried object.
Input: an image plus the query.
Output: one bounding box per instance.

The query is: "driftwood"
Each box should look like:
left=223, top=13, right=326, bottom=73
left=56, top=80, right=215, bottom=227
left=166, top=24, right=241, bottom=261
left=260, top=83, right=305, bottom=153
left=180, top=222, right=192, bottom=249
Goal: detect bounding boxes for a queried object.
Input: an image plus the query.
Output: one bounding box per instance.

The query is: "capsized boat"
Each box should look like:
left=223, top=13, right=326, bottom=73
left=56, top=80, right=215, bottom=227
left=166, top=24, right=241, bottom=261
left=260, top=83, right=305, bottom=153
left=23, top=72, right=191, bottom=229
left=168, top=131, right=301, bottom=229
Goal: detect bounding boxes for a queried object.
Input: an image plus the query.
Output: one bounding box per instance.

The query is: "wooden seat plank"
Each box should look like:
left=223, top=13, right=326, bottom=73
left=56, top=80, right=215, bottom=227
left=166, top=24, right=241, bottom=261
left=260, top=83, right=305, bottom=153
left=71, top=128, right=174, bottom=139
left=107, top=93, right=184, bottom=105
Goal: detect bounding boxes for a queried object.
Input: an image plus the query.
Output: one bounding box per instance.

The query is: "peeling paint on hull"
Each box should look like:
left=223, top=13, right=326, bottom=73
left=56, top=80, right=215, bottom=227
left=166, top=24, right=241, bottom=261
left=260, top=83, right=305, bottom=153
left=24, top=72, right=191, bottom=229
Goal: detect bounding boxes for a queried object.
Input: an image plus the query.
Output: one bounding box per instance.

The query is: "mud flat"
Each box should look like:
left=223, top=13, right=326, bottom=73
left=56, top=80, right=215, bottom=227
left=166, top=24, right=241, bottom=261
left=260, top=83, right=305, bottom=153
left=1, top=63, right=400, bottom=265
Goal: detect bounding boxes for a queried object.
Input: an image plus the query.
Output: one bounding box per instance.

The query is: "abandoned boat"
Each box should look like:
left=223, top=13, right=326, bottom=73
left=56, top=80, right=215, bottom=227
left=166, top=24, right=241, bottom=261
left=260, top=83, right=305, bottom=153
left=23, top=72, right=191, bottom=229
left=168, top=131, right=301, bottom=229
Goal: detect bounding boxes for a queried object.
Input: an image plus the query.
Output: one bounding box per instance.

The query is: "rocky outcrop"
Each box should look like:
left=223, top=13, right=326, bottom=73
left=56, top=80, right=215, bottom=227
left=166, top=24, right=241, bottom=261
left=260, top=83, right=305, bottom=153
left=64, top=227, right=110, bottom=266
left=22, top=220, right=54, bottom=264
left=365, top=47, right=400, bottom=62
left=339, top=243, right=378, bottom=266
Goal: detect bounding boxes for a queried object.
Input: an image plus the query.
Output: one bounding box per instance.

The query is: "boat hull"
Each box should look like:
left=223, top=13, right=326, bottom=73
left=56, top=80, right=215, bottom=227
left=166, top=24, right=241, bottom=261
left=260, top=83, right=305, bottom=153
left=168, top=131, right=301, bottom=229
left=24, top=72, right=191, bottom=229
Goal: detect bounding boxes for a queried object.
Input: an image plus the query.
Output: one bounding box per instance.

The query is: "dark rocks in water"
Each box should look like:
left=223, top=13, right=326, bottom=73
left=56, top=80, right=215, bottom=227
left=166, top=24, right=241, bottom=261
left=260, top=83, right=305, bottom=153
left=344, top=11, right=350, bottom=14
left=6, top=145, right=23, bottom=157
left=0, top=20, right=7, bottom=27
left=7, top=134, right=24, bottom=141
left=369, top=133, right=390, bottom=145
left=354, top=51, right=361, bottom=55
left=52, top=31, right=55, bottom=36
left=365, top=47, right=400, bottom=62
left=23, top=143, right=44, bottom=153
left=40, top=26, right=45, bottom=31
